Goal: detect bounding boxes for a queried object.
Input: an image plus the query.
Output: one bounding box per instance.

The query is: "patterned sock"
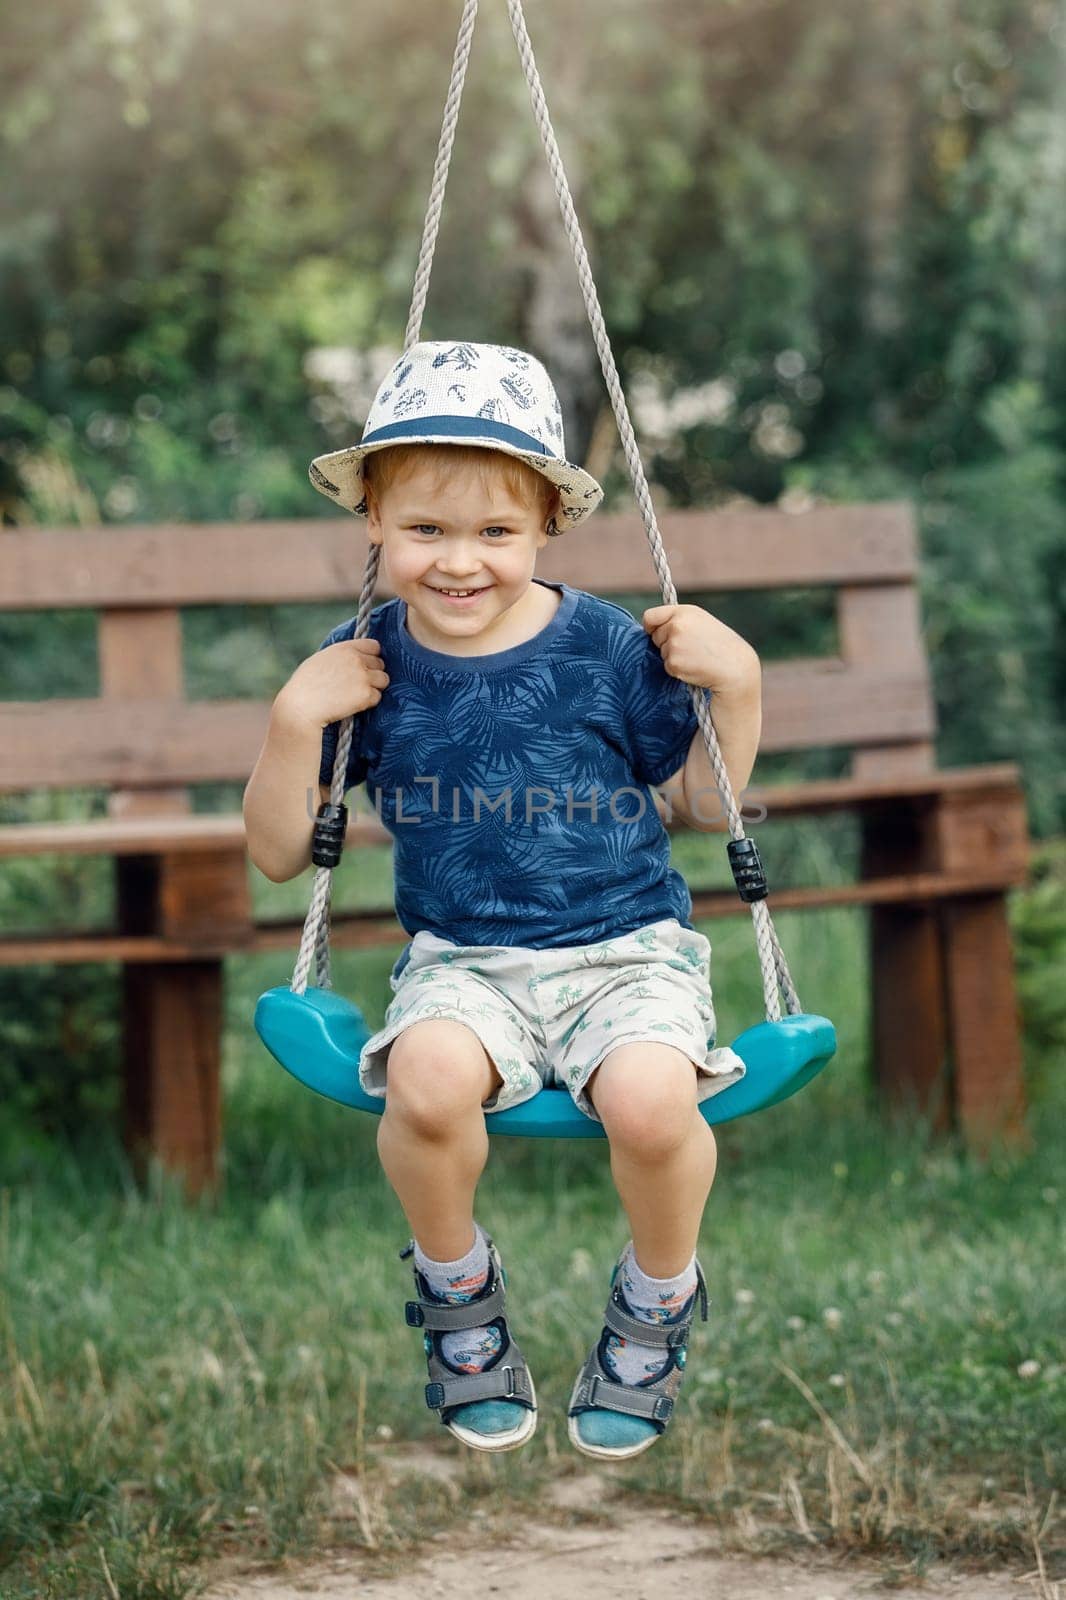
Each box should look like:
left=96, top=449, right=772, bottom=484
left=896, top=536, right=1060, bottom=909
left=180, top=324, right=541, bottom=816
left=413, top=1222, right=504, bottom=1375
left=602, top=1242, right=697, bottom=1386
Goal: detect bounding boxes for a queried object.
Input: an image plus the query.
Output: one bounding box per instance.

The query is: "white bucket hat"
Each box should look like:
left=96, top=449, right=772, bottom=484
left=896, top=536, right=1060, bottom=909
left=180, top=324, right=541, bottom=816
left=308, top=340, right=604, bottom=533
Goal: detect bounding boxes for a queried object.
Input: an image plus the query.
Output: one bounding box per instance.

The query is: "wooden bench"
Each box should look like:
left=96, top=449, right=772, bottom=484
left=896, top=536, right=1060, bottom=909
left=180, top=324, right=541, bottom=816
left=0, top=503, right=1032, bottom=1196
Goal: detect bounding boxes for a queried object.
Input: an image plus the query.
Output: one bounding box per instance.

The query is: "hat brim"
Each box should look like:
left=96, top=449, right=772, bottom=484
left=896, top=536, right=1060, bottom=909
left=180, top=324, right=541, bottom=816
left=308, top=435, right=603, bottom=530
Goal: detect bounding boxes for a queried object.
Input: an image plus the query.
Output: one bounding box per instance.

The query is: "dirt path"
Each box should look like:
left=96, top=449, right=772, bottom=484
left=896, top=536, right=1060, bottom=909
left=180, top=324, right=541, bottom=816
left=203, top=1512, right=1043, bottom=1600
left=202, top=1446, right=1056, bottom=1600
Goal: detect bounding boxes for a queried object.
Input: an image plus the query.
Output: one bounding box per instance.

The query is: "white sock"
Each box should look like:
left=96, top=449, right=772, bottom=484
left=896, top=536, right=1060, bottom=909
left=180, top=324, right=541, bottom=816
left=602, top=1241, right=698, bottom=1386
left=413, top=1222, right=503, bottom=1375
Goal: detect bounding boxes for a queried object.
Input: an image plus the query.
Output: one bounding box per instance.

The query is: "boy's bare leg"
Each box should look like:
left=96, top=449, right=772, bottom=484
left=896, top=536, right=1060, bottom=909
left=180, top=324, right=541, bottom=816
left=585, top=1043, right=718, bottom=1276
left=375, top=1019, right=504, bottom=1260
left=377, top=1021, right=535, bottom=1449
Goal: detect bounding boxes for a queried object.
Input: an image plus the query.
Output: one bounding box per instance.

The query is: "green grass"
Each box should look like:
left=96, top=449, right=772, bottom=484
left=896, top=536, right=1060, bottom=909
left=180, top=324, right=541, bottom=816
left=1, top=828, right=1064, bottom=1597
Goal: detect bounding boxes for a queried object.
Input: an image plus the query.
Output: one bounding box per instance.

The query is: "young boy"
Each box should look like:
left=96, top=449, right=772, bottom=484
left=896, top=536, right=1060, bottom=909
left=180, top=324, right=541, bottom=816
left=243, top=341, right=762, bottom=1460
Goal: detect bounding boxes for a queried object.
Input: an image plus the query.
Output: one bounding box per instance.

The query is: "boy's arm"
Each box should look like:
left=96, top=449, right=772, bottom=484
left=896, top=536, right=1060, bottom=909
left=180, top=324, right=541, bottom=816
left=657, top=673, right=763, bottom=833
left=639, top=605, right=761, bottom=833
left=242, top=696, right=331, bottom=882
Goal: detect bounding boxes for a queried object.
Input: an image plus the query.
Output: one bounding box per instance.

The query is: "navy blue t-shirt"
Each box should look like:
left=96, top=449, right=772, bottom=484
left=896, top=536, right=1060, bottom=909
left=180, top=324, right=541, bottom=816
left=318, top=580, right=707, bottom=981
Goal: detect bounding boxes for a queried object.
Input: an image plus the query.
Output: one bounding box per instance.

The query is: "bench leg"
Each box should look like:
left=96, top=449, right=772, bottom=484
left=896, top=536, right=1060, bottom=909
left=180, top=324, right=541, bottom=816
left=868, top=903, right=952, bottom=1135
left=121, top=961, right=223, bottom=1200
left=940, top=895, right=1031, bottom=1156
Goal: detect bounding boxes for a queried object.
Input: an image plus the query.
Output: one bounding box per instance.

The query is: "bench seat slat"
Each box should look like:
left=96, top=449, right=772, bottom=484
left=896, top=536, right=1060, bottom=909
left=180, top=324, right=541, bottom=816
left=0, top=815, right=250, bottom=857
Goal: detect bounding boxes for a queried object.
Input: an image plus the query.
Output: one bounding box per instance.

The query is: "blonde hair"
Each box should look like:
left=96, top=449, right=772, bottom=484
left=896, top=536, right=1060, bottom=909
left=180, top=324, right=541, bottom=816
left=362, top=442, right=562, bottom=534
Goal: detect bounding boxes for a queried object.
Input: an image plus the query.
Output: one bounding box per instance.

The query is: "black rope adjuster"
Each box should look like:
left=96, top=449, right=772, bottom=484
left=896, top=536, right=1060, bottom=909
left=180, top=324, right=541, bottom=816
left=311, top=802, right=348, bottom=868
left=727, top=837, right=769, bottom=903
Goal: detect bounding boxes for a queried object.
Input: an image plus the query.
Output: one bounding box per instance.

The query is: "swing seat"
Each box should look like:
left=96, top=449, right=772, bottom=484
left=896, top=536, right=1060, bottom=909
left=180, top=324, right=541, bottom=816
left=254, top=984, right=836, bottom=1138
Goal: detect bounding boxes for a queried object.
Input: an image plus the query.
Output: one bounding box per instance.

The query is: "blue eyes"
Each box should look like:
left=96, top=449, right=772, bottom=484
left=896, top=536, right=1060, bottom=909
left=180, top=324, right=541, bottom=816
left=414, top=524, right=509, bottom=539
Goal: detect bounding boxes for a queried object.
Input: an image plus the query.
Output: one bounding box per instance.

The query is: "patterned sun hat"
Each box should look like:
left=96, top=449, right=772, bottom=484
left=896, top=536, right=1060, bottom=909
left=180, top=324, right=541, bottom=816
left=308, top=340, right=604, bottom=533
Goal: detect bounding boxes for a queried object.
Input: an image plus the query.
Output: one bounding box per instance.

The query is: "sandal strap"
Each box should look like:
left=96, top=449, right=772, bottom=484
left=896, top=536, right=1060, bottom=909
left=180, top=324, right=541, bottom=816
left=400, top=1231, right=508, bottom=1332
left=569, top=1367, right=675, bottom=1423
left=405, top=1283, right=506, bottom=1332
left=602, top=1297, right=686, bottom=1348
left=425, top=1360, right=535, bottom=1413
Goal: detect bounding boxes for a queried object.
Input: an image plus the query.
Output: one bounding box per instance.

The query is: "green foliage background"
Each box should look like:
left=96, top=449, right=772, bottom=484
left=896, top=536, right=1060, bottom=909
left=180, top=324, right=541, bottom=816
left=0, top=0, right=1063, bottom=1134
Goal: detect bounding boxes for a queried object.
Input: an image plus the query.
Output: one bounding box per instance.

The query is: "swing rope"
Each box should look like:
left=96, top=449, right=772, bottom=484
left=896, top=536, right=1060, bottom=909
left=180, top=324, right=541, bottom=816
left=292, top=0, right=802, bottom=1025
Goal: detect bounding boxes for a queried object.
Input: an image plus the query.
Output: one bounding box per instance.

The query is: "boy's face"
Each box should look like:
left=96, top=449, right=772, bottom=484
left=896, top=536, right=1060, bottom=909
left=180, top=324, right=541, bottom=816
left=365, top=454, right=554, bottom=652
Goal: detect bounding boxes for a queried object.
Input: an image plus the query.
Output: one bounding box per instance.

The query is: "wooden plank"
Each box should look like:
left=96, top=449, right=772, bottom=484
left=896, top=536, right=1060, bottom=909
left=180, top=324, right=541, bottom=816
left=847, top=745, right=938, bottom=781
left=545, top=504, right=919, bottom=594
left=0, top=870, right=1034, bottom=965
left=758, top=659, right=934, bottom=749
left=839, top=582, right=926, bottom=669
left=743, top=764, right=1024, bottom=823
left=0, top=700, right=273, bottom=789
left=0, top=814, right=252, bottom=858
left=98, top=608, right=183, bottom=697
left=0, top=504, right=918, bottom=608
left=940, top=896, right=1031, bottom=1154
left=0, top=763, right=1025, bottom=855
left=0, top=657, right=937, bottom=790
left=98, top=607, right=191, bottom=819
left=932, top=788, right=1031, bottom=880
left=839, top=582, right=937, bottom=779
left=157, top=850, right=253, bottom=943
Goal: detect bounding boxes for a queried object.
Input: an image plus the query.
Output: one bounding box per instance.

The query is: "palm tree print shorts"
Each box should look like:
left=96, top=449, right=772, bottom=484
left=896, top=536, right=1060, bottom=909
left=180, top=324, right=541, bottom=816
left=358, top=917, right=746, bottom=1123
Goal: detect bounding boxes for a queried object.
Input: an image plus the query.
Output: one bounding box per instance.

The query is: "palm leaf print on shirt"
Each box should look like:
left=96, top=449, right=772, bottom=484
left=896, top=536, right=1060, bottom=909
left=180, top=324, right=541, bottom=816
left=315, top=587, right=703, bottom=952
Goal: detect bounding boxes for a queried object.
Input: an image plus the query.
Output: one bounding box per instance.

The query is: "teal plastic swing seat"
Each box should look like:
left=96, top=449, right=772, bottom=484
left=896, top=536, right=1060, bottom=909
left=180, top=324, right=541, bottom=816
left=254, top=984, right=836, bottom=1136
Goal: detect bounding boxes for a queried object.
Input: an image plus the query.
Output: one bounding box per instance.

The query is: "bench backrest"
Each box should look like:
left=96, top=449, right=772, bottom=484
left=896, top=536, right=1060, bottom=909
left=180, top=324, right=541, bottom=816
left=0, top=503, right=935, bottom=813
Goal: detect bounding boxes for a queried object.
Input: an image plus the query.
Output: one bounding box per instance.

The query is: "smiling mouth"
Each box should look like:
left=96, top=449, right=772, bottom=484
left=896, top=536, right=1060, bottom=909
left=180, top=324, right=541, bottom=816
left=428, top=585, right=492, bottom=596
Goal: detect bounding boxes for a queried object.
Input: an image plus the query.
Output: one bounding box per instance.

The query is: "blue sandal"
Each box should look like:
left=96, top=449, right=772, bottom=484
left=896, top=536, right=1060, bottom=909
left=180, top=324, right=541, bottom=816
left=567, top=1250, right=709, bottom=1460
left=400, top=1235, right=538, bottom=1453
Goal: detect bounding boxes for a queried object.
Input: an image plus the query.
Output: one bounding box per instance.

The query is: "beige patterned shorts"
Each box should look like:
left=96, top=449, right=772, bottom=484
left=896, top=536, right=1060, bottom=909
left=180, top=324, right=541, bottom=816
left=358, top=917, right=746, bottom=1123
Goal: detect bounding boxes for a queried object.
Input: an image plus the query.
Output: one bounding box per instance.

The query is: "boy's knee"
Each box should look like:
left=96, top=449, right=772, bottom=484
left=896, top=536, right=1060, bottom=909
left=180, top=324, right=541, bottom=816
left=383, top=1020, right=500, bottom=1135
left=589, top=1045, right=700, bottom=1156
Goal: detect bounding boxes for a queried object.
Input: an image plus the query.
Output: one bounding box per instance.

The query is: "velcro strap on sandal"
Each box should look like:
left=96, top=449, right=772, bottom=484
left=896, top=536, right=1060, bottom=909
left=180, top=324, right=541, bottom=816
left=405, top=1280, right=506, bottom=1331
left=425, top=1362, right=535, bottom=1412
left=602, top=1296, right=689, bottom=1348
left=571, top=1372, right=674, bottom=1423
